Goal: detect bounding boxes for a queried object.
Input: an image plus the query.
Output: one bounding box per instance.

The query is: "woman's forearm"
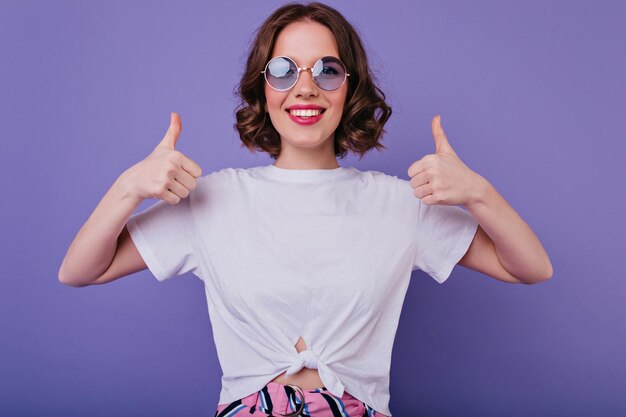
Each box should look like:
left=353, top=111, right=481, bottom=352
left=465, top=178, right=553, bottom=284
left=58, top=172, right=142, bottom=286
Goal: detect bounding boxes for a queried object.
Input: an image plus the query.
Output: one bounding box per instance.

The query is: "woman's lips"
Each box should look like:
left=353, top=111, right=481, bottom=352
left=286, top=109, right=325, bottom=125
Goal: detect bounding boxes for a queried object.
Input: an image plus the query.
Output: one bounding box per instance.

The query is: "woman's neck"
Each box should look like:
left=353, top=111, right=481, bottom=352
left=273, top=141, right=340, bottom=170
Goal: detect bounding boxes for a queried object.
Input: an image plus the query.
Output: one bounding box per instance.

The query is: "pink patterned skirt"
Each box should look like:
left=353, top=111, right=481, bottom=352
left=215, top=381, right=389, bottom=417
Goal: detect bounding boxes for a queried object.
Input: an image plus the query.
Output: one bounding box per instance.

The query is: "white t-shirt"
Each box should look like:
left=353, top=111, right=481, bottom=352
left=126, top=164, right=479, bottom=416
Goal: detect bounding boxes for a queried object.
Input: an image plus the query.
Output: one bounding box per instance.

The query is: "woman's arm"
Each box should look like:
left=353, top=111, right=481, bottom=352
left=459, top=180, right=552, bottom=284
left=58, top=175, right=146, bottom=287
left=408, top=115, right=552, bottom=285
left=58, top=112, right=202, bottom=287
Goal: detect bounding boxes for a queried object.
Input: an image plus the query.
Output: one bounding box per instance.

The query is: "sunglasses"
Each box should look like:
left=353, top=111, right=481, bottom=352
left=262, top=56, right=350, bottom=91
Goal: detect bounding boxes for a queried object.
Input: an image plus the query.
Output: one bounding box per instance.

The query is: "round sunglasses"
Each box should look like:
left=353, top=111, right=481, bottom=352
left=261, top=56, right=350, bottom=91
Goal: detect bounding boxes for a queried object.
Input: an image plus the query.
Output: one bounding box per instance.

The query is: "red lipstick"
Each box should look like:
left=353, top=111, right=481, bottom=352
left=286, top=104, right=326, bottom=125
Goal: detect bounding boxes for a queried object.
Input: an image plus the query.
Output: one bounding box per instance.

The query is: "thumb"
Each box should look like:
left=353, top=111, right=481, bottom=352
left=158, top=112, right=182, bottom=149
left=432, top=115, right=453, bottom=155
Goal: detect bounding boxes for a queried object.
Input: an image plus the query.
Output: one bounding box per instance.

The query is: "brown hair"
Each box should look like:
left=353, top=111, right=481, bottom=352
left=234, top=2, right=392, bottom=160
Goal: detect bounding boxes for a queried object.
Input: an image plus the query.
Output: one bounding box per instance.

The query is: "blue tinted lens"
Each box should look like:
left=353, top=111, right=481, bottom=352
left=265, top=57, right=298, bottom=90
left=313, top=57, right=346, bottom=91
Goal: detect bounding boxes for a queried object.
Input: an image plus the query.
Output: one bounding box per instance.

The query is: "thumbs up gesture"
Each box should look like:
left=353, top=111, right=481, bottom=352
left=407, top=115, right=485, bottom=206
left=121, top=112, right=203, bottom=205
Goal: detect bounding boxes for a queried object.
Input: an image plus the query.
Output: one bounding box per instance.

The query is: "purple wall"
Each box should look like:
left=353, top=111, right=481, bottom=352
left=2, top=0, right=625, bottom=415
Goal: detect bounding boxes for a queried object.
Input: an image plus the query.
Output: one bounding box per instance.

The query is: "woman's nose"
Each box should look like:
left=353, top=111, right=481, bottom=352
left=293, top=69, right=319, bottom=98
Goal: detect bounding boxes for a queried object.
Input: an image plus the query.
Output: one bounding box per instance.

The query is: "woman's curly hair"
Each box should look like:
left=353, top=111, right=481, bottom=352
left=234, top=2, right=392, bottom=160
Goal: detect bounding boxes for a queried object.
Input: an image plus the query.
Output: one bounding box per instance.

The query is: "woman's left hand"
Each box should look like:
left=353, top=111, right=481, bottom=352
left=407, top=115, right=487, bottom=207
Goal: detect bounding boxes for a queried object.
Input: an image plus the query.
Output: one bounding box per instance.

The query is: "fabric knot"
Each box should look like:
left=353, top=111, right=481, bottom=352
left=283, top=349, right=346, bottom=399
left=285, top=349, right=319, bottom=376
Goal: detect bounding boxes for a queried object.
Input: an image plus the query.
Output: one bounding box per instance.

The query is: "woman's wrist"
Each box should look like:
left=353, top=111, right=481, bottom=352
left=115, top=167, right=145, bottom=206
left=464, top=173, right=492, bottom=211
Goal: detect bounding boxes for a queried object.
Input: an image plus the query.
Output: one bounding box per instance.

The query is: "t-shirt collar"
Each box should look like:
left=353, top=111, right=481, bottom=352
left=260, top=164, right=356, bottom=182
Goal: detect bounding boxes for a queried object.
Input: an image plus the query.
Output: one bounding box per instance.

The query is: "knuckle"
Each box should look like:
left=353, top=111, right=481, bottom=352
left=164, top=163, right=178, bottom=176
left=154, top=180, right=170, bottom=195
left=167, top=150, right=183, bottom=163
left=156, top=172, right=170, bottom=186
left=429, top=156, right=441, bottom=168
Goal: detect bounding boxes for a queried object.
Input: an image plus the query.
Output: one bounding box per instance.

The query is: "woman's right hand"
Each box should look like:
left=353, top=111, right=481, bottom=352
left=121, top=112, right=203, bottom=205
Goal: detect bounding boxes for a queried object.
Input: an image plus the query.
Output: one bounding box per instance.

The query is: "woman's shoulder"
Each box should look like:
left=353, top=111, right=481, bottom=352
left=187, top=167, right=256, bottom=209
left=196, top=166, right=254, bottom=184
left=353, top=167, right=411, bottom=187
left=193, top=166, right=272, bottom=198
left=355, top=167, right=419, bottom=209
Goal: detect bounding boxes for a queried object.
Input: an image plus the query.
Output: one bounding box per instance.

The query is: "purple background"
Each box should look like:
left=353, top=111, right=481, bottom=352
left=1, top=0, right=625, bottom=416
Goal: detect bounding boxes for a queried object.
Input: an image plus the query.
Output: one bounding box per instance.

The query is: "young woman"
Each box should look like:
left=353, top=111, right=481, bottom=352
left=59, top=3, right=552, bottom=416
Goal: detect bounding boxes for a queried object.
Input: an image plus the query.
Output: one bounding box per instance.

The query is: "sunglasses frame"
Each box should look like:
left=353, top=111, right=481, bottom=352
left=261, top=55, right=350, bottom=92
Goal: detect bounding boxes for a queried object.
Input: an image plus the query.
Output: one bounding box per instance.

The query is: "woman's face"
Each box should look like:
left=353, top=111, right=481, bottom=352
left=264, top=20, right=348, bottom=156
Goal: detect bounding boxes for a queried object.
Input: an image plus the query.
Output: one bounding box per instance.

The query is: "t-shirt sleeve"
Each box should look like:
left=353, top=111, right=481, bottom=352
left=412, top=201, right=479, bottom=284
left=126, top=195, right=200, bottom=282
